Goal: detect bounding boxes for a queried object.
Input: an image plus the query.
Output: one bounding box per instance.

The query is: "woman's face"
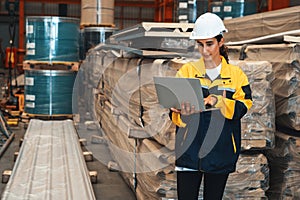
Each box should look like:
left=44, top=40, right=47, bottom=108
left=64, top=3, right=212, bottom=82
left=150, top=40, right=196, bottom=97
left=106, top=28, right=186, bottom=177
left=196, top=37, right=224, bottom=67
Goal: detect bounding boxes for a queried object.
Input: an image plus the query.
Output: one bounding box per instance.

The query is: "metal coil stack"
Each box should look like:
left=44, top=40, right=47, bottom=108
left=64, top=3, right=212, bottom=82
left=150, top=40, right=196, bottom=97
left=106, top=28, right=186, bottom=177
left=210, top=0, right=257, bottom=20
left=176, top=0, right=257, bottom=23
left=79, top=0, right=116, bottom=60
left=23, top=16, right=80, bottom=118
left=177, top=0, right=209, bottom=23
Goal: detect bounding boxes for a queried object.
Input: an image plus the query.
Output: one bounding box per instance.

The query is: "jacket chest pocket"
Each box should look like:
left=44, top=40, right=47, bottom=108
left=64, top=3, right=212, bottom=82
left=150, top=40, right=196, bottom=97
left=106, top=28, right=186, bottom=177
left=217, top=79, right=235, bottom=98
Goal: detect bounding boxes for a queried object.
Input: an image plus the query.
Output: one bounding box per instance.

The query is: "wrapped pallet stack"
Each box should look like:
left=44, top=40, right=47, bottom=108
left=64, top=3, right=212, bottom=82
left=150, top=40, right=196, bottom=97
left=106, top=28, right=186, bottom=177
left=81, top=49, right=183, bottom=199
left=223, top=154, right=269, bottom=199
left=228, top=45, right=300, bottom=132
left=225, top=5, right=300, bottom=199
left=223, top=60, right=274, bottom=199
left=231, top=60, right=275, bottom=150
left=264, top=132, right=300, bottom=199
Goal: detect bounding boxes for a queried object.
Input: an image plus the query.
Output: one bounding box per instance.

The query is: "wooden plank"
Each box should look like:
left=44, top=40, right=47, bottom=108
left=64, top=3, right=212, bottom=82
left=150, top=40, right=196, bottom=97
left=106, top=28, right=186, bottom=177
left=284, top=35, right=300, bottom=43
left=80, top=23, right=116, bottom=29
left=21, top=112, right=75, bottom=120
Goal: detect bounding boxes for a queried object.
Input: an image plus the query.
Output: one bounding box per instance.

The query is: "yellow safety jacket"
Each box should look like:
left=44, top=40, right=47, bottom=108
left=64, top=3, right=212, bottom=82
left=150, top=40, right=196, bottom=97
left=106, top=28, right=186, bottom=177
left=172, top=56, right=253, bottom=173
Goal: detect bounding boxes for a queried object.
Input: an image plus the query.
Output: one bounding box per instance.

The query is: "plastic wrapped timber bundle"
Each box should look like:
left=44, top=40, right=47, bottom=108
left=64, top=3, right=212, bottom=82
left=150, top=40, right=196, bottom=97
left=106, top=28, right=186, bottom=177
left=89, top=49, right=187, bottom=199
left=275, top=89, right=300, bottom=132
left=264, top=131, right=300, bottom=199
left=98, top=101, right=176, bottom=200
left=228, top=44, right=300, bottom=132
left=75, top=49, right=118, bottom=121
left=161, top=154, right=269, bottom=200
left=227, top=44, right=300, bottom=98
left=227, top=44, right=300, bottom=64
left=95, top=56, right=188, bottom=146
left=223, top=6, right=300, bottom=44
left=271, top=61, right=300, bottom=98
left=223, top=153, right=269, bottom=200
left=273, top=61, right=300, bottom=132
left=230, top=60, right=276, bottom=149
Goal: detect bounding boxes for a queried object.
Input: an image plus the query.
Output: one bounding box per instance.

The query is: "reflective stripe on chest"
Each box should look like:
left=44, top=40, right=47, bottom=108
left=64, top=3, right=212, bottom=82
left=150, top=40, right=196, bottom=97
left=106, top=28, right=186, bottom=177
left=198, top=76, right=235, bottom=92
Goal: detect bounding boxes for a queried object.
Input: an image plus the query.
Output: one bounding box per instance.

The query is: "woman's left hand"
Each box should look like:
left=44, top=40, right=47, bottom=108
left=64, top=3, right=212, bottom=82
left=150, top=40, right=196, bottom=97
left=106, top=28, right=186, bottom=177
left=204, top=95, right=218, bottom=107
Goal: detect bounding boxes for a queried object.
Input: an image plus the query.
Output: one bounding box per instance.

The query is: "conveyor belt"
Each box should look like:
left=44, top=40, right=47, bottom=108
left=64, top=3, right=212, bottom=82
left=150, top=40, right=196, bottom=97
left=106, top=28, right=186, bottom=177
left=1, top=119, right=96, bottom=200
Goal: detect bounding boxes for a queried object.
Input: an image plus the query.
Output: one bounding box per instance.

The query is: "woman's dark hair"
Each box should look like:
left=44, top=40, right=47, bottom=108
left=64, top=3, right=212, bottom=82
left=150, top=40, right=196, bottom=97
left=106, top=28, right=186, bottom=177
left=215, top=34, right=229, bottom=64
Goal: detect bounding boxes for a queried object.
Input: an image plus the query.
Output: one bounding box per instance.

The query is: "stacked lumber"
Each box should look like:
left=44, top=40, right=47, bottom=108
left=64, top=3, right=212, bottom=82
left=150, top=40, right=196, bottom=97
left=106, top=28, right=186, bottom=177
left=228, top=44, right=300, bottom=131
left=76, top=50, right=118, bottom=120
left=264, top=131, right=300, bottom=199
left=225, top=6, right=300, bottom=198
left=274, top=60, right=300, bottom=131
left=224, top=6, right=300, bottom=43
left=91, top=51, right=183, bottom=199
left=225, top=6, right=300, bottom=132
left=230, top=60, right=275, bottom=149
left=223, top=154, right=269, bottom=200
left=162, top=154, right=269, bottom=200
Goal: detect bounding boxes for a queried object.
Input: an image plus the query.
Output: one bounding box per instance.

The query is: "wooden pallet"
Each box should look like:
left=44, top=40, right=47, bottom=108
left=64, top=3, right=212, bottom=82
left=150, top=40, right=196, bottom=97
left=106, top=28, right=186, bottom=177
left=21, top=112, right=79, bottom=122
left=23, top=60, right=80, bottom=71
left=80, top=23, right=116, bottom=29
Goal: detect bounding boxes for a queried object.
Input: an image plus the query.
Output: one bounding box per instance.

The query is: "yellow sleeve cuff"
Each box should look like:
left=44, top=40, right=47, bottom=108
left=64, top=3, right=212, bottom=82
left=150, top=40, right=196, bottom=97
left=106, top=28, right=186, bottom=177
left=171, top=112, right=187, bottom=128
left=213, top=95, right=235, bottom=119
left=213, top=95, right=223, bottom=108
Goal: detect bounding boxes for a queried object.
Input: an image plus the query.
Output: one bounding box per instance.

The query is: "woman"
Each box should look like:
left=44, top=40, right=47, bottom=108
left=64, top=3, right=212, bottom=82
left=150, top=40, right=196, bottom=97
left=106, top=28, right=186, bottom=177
left=171, top=12, right=253, bottom=200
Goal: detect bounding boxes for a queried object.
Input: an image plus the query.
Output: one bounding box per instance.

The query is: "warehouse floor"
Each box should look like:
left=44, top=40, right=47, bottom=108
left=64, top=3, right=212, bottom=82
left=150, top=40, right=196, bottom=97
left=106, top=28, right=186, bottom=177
left=0, top=120, right=136, bottom=200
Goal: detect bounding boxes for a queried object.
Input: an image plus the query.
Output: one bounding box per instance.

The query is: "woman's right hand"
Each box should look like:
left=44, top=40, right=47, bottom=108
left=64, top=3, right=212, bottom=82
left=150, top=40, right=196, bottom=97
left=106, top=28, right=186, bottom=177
left=171, top=102, right=196, bottom=115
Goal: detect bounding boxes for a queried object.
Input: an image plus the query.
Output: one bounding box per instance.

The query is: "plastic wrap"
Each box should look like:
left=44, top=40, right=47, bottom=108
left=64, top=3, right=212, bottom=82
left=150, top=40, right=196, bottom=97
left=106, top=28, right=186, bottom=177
left=25, top=16, right=80, bottom=62
left=272, top=61, right=300, bottom=98
left=224, top=6, right=300, bottom=43
left=24, top=70, right=77, bottom=115
left=228, top=44, right=300, bottom=63
left=223, top=154, right=269, bottom=200
left=160, top=154, right=269, bottom=200
left=265, top=131, right=300, bottom=199
left=228, top=44, right=300, bottom=132
left=230, top=60, right=276, bottom=149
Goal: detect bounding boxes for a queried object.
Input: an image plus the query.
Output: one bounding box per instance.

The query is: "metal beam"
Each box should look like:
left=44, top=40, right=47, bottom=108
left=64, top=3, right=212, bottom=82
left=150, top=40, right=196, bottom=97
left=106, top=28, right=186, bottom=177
left=268, top=0, right=273, bottom=10
left=154, top=0, right=174, bottom=22
left=24, top=0, right=80, bottom=4
left=115, top=1, right=156, bottom=8
left=19, top=0, right=24, bottom=51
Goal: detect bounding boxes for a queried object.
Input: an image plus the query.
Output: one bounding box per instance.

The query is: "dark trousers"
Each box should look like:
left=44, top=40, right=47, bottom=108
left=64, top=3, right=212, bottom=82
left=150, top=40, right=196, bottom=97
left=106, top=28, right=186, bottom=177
left=177, top=171, right=229, bottom=200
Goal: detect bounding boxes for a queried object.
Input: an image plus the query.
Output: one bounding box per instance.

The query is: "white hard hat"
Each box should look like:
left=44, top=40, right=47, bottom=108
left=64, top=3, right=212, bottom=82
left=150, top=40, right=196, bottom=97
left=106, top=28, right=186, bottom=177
left=190, top=12, right=228, bottom=40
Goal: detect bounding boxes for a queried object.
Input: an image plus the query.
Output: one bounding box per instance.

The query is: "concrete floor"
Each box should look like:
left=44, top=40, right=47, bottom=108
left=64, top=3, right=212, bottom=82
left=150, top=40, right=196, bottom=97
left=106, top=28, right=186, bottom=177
left=0, top=121, right=136, bottom=200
